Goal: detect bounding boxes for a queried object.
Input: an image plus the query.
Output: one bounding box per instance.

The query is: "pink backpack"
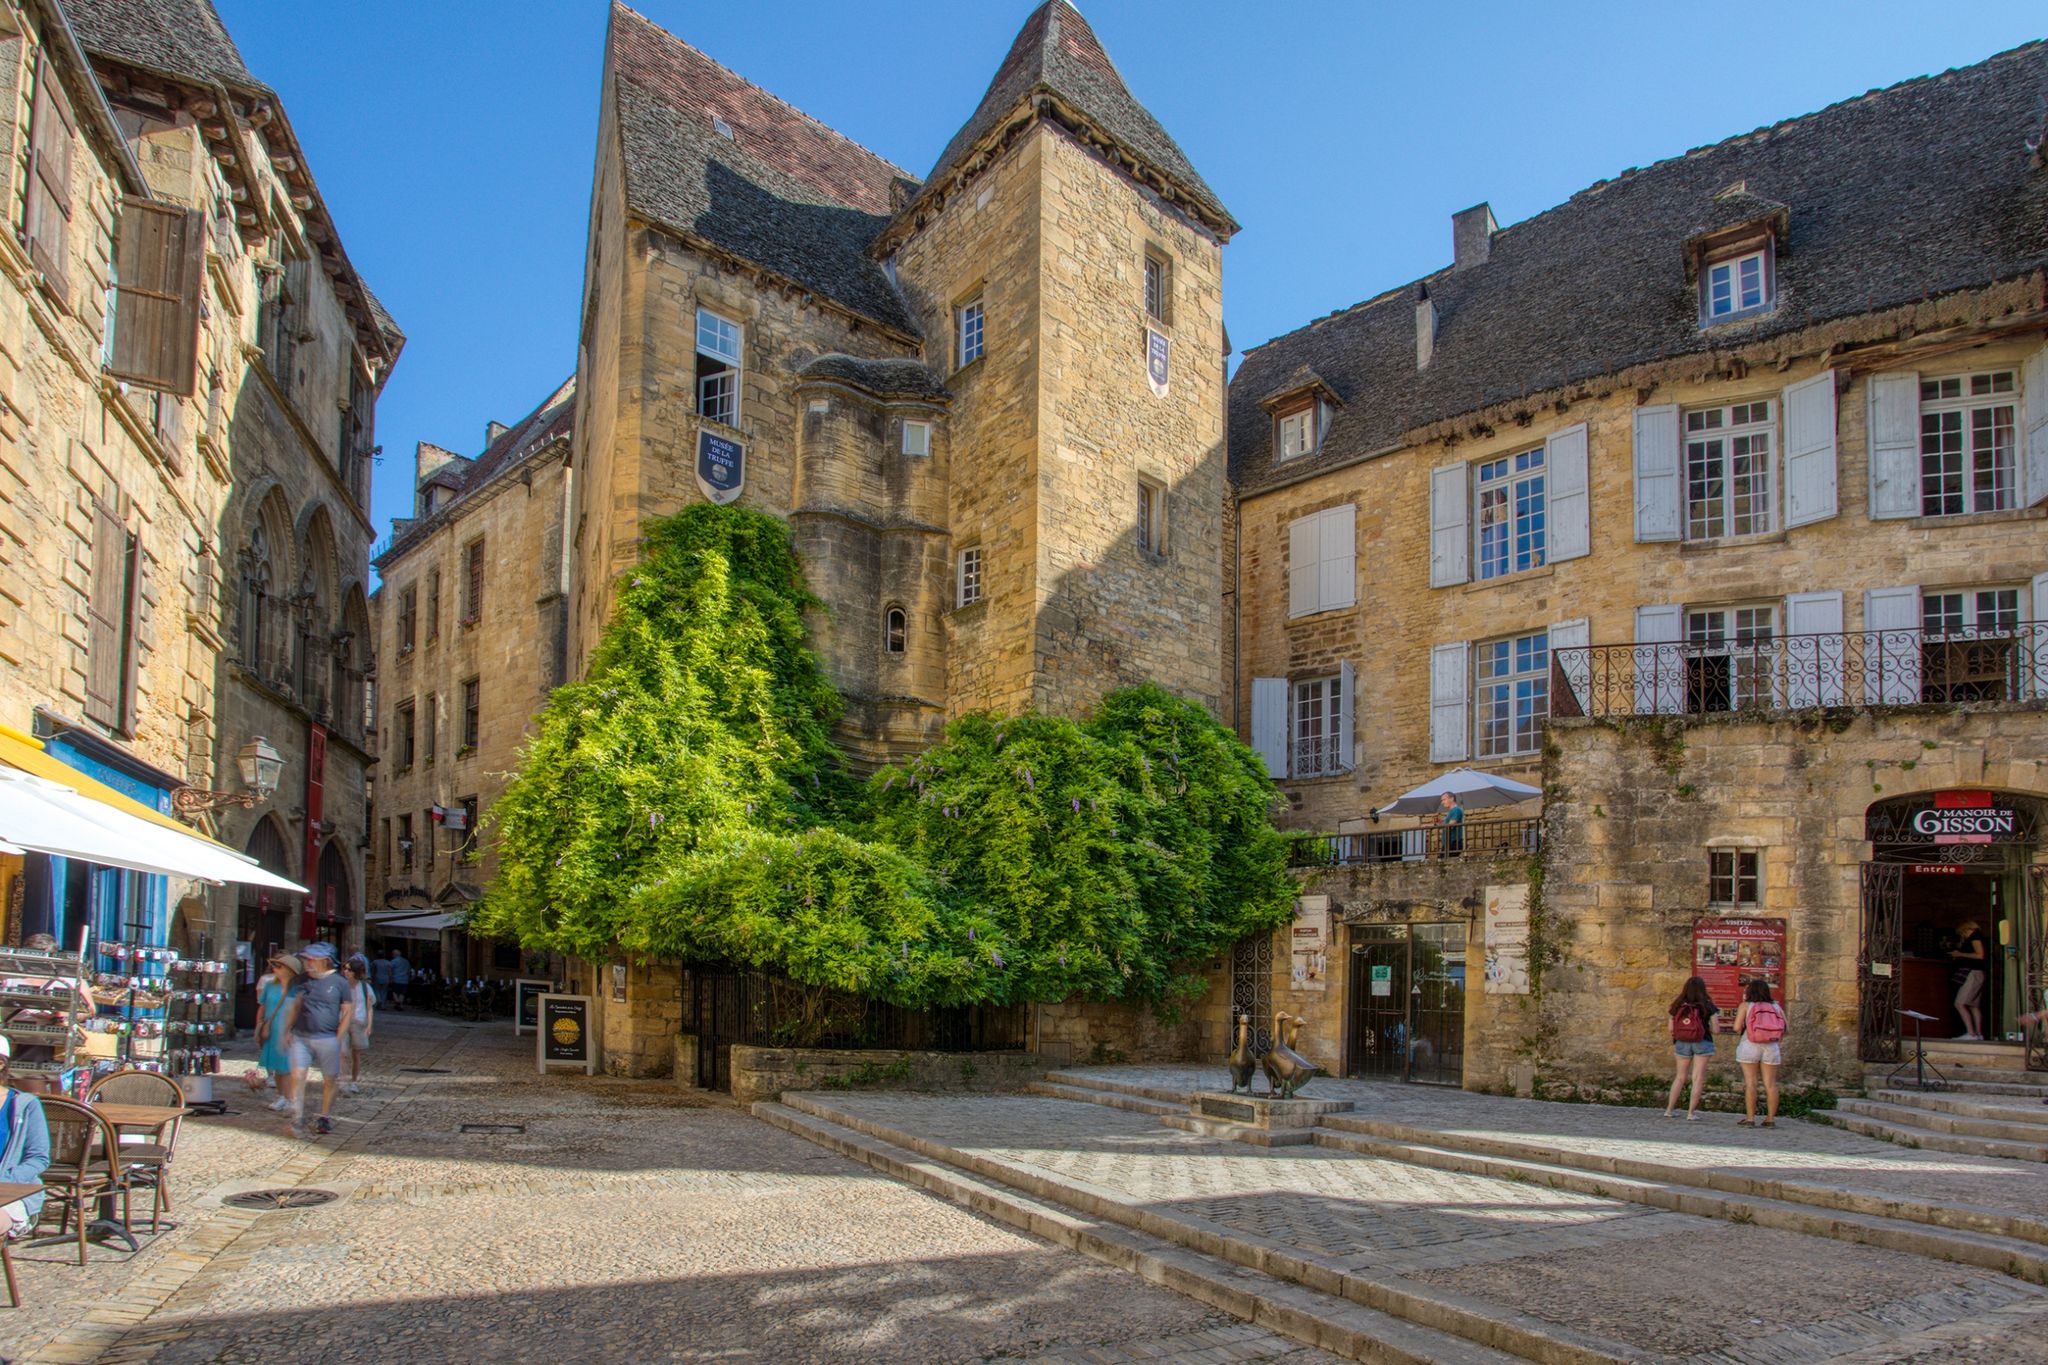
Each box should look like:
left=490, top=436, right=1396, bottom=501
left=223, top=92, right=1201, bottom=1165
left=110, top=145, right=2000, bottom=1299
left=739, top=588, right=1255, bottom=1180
left=1747, top=1002, right=1786, bottom=1044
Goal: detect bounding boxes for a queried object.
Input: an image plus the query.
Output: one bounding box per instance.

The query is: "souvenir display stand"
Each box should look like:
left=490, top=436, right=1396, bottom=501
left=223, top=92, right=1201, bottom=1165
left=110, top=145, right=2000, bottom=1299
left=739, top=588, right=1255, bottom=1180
left=164, top=958, right=230, bottom=1111
left=0, top=942, right=90, bottom=1093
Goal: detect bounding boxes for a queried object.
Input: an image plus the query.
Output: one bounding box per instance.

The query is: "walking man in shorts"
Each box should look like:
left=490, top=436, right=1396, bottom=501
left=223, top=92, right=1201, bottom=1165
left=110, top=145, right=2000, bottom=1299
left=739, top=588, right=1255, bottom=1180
left=282, top=943, right=354, bottom=1136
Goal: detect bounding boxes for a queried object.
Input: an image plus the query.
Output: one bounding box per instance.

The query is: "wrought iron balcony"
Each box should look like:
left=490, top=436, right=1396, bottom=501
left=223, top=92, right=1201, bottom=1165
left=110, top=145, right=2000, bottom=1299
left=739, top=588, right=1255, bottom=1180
left=1289, top=816, right=1543, bottom=868
left=1552, top=624, right=2048, bottom=720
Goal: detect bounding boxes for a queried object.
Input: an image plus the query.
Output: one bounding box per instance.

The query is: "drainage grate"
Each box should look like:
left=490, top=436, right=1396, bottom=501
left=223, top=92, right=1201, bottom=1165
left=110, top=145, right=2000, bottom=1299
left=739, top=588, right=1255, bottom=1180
left=224, top=1188, right=341, bottom=1212
left=399, top=1067, right=452, bottom=1074
left=459, top=1123, right=525, bottom=1135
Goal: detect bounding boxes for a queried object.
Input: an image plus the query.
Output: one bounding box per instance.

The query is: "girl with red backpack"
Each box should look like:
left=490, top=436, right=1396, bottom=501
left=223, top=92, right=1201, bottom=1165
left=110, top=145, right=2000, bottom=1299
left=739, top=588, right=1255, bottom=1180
left=1665, top=976, right=1717, bottom=1120
left=1734, top=978, right=1788, bottom=1127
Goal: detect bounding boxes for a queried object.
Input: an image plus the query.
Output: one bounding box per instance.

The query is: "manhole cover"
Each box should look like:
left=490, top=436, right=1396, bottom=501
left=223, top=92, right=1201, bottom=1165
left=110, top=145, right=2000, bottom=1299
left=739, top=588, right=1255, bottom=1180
left=400, top=1067, right=451, bottom=1074
left=459, top=1123, right=525, bottom=1135
left=223, top=1188, right=341, bottom=1212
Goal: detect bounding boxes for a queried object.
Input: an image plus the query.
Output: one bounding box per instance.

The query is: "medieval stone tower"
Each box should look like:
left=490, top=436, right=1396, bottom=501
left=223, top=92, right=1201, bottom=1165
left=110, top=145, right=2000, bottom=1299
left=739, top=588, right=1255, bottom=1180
left=572, top=2, right=1237, bottom=765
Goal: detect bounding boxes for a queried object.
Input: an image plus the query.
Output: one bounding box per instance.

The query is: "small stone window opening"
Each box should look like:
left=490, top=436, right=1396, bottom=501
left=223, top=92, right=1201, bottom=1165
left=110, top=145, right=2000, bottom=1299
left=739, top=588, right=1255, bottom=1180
left=396, top=700, right=416, bottom=771
left=902, top=421, right=930, bottom=457
left=423, top=692, right=438, bottom=766
left=425, top=568, right=441, bottom=643
left=1136, top=477, right=1166, bottom=555
left=1707, top=848, right=1760, bottom=908
left=397, top=813, right=415, bottom=872
left=695, top=308, right=743, bottom=428
left=956, top=296, right=985, bottom=369
left=397, top=583, right=417, bottom=655
left=1143, top=252, right=1172, bottom=327
left=461, top=676, right=481, bottom=749
left=957, top=546, right=983, bottom=608
left=883, top=606, right=907, bottom=654
left=462, top=538, right=485, bottom=624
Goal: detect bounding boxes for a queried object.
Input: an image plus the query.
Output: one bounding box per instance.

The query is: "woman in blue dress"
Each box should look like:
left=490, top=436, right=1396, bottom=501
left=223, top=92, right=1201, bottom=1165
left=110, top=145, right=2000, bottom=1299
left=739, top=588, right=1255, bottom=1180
left=254, top=954, right=299, bottom=1113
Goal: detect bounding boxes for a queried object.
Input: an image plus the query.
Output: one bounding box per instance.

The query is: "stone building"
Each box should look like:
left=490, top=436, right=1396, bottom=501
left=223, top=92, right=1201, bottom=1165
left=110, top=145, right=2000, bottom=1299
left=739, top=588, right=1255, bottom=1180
left=1226, top=44, right=2048, bottom=1091
left=0, top=0, right=396, bottom=1014
left=367, top=380, right=573, bottom=975
left=560, top=1, right=1235, bottom=1072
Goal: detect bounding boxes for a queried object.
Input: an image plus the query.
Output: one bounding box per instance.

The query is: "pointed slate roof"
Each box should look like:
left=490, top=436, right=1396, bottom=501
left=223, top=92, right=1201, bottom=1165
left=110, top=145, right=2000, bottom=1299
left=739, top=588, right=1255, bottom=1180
left=607, top=3, right=918, bottom=335
left=377, top=378, right=577, bottom=568
left=912, top=1, right=1234, bottom=236
left=64, top=0, right=258, bottom=90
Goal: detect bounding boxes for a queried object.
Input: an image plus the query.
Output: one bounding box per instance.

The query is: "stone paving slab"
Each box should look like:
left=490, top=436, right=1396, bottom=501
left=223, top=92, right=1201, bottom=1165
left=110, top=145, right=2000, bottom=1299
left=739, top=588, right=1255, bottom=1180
left=804, top=1089, right=2048, bottom=1364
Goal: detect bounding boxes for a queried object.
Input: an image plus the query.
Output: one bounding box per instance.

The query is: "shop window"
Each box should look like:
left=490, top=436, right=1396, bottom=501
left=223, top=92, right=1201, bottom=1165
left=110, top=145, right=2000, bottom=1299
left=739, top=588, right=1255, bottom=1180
left=1919, top=371, right=2016, bottom=517
left=1708, top=848, right=1760, bottom=908
left=1685, top=400, right=1773, bottom=539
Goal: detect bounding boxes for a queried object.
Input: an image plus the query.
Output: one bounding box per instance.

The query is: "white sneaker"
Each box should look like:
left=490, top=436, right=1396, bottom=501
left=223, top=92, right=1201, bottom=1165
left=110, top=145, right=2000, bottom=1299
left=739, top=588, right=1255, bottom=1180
left=268, top=1097, right=292, bottom=1112
left=341, top=1082, right=359, bottom=1096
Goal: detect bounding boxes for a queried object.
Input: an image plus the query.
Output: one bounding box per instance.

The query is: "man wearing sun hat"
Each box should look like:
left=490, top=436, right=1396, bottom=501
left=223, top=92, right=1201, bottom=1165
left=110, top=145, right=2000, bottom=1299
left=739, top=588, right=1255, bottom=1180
left=281, top=943, right=354, bottom=1137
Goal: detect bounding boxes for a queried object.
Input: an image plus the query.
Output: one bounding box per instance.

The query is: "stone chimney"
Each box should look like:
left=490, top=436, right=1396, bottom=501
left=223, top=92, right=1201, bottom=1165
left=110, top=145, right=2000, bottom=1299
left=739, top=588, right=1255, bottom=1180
left=485, top=421, right=510, bottom=447
left=1415, top=284, right=1437, bottom=370
left=1452, top=202, right=1497, bottom=271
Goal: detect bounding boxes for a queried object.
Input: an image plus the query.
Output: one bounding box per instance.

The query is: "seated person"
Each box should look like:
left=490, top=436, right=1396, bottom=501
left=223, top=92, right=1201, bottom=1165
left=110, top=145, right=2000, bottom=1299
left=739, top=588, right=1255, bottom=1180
left=0, top=1039, right=51, bottom=1237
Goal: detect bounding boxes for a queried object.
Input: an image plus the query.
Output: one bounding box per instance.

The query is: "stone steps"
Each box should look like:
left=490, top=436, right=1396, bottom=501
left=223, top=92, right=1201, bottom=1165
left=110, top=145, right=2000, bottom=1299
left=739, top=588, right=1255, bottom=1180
left=753, top=1097, right=1531, bottom=1365
left=1863, top=1090, right=2048, bottom=1125
left=1023, top=1079, right=1183, bottom=1117
left=1815, top=1108, right=2048, bottom=1162
left=1866, top=1062, right=2048, bottom=1089
left=1042, top=1068, right=1198, bottom=1106
left=1313, top=1112, right=2048, bottom=1254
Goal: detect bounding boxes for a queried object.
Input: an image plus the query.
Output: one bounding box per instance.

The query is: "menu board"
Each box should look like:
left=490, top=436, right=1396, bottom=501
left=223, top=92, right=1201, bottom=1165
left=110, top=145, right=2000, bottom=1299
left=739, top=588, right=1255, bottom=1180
left=1692, top=916, right=1786, bottom=1023
left=514, top=978, right=552, bottom=1035
left=536, top=994, right=595, bottom=1074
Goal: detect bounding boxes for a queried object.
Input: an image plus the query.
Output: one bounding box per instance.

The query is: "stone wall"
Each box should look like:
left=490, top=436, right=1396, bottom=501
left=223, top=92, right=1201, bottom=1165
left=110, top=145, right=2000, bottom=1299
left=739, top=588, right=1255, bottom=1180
left=728, top=1044, right=1051, bottom=1106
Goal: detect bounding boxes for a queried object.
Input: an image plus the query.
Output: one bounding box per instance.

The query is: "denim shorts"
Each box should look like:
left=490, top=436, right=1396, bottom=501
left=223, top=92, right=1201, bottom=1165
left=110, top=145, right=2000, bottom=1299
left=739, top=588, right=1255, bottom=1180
left=1673, top=1039, right=1715, bottom=1058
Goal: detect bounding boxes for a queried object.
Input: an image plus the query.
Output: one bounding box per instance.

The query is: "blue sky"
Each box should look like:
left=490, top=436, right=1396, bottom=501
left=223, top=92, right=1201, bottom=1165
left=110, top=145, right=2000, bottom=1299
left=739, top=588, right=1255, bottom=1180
left=213, top=1, right=2045, bottom=556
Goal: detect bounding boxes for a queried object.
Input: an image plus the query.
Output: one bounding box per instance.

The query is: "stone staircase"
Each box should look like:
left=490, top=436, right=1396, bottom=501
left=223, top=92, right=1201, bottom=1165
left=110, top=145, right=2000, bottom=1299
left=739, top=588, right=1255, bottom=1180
left=1830, top=1042, right=2048, bottom=1159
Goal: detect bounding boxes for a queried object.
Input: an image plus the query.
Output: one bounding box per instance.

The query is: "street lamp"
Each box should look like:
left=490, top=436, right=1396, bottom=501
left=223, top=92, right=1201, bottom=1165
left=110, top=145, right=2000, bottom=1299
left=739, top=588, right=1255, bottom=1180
left=173, top=736, right=285, bottom=814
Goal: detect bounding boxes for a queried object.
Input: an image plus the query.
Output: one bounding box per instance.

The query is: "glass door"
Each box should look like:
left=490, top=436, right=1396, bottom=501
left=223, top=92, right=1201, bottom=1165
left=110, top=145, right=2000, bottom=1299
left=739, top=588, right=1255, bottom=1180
left=1348, top=924, right=1467, bottom=1086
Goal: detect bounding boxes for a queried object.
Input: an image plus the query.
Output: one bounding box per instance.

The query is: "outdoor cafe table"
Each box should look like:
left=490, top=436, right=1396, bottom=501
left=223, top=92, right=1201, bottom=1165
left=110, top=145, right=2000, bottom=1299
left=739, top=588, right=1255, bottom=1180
left=67, top=1101, right=189, bottom=1251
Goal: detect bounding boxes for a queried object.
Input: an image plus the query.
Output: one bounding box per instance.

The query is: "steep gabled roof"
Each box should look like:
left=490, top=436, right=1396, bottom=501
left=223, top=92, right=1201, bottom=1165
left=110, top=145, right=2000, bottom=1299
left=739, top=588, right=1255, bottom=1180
left=908, top=0, right=1233, bottom=237
left=377, top=378, right=577, bottom=568
left=63, top=0, right=257, bottom=89
left=1230, top=41, right=2048, bottom=494
left=607, top=3, right=917, bottom=335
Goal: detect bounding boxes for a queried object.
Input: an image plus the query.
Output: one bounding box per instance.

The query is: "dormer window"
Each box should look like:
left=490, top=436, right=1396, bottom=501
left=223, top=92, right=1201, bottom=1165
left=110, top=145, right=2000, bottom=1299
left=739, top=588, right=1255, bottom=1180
left=1701, top=245, right=1773, bottom=324
left=1276, top=402, right=1328, bottom=461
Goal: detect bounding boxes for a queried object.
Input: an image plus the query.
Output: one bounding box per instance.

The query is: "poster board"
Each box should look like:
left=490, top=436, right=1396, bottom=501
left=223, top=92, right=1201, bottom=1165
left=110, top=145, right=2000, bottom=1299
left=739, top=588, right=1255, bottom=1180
left=1290, top=895, right=1329, bottom=991
left=536, top=993, right=595, bottom=1074
left=1483, top=884, right=1530, bottom=994
left=1691, top=916, right=1786, bottom=1025
left=514, top=978, right=552, bottom=1035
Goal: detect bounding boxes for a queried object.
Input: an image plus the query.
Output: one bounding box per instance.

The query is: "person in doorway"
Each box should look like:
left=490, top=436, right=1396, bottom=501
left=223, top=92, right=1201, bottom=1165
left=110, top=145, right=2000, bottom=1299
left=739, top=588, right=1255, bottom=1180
left=282, top=943, right=354, bottom=1137
left=0, top=1040, right=50, bottom=1240
left=369, top=949, right=392, bottom=1006
left=1952, top=920, right=1988, bottom=1041
left=1733, top=979, right=1787, bottom=1128
left=254, top=954, right=299, bottom=1112
left=1437, top=792, right=1465, bottom=858
left=387, top=948, right=411, bottom=1011
left=1665, top=976, right=1718, bottom=1120
left=341, top=956, right=375, bottom=1095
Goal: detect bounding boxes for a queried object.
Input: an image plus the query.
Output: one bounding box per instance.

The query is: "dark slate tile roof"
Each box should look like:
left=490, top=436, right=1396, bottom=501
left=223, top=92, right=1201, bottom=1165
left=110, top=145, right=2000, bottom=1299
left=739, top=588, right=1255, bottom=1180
left=913, top=0, right=1232, bottom=234
left=378, top=378, right=576, bottom=567
left=797, top=354, right=949, bottom=401
left=66, top=0, right=258, bottom=90
left=608, top=3, right=918, bottom=335
left=1230, top=41, right=2048, bottom=494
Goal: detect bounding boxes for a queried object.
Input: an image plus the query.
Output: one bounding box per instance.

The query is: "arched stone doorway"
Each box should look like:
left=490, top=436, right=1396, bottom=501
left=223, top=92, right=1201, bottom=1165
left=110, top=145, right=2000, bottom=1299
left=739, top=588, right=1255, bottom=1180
left=1859, top=791, right=2047, bottom=1065
left=234, top=817, right=294, bottom=1029
left=315, top=839, right=352, bottom=949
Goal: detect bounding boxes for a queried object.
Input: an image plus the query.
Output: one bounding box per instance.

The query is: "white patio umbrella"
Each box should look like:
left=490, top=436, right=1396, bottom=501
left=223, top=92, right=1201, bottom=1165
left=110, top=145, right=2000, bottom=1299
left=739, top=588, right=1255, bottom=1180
left=1372, top=768, right=1542, bottom=818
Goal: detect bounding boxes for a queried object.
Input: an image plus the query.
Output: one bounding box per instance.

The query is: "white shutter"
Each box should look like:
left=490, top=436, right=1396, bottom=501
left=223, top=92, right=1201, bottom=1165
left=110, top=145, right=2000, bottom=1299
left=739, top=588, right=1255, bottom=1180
left=1428, top=642, right=1468, bottom=763
left=1429, top=462, right=1469, bottom=587
left=1782, top=370, right=1838, bottom=529
left=1546, top=422, right=1590, bottom=562
left=1867, top=372, right=1921, bottom=520
left=1336, top=658, right=1355, bottom=773
left=1634, top=603, right=1684, bottom=715
left=1783, top=590, right=1844, bottom=707
left=1549, top=616, right=1590, bottom=715
left=1863, top=586, right=1921, bottom=704
left=1631, top=404, right=1681, bottom=542
left=1250, top=678, right=1288, bottom=777
left=2030, top=570, right=2048, bottom=700
left=1287, top=513, right=1320, bottom=617
left=2023, top=344, right=2048, bottom=508
left=1318, top=504, right=1356, bottom=611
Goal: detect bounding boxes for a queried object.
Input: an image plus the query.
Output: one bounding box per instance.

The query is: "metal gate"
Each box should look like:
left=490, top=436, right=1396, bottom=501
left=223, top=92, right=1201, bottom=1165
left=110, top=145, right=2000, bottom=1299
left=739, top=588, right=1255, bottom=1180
left=2026, top=866, right=2048, bottom=1072
left=1859, top=862, right=1904, bottom=1063
left=1230, top=933, right=1275, bottom=1054
left=1347, top=923, right=1465, bottom=1086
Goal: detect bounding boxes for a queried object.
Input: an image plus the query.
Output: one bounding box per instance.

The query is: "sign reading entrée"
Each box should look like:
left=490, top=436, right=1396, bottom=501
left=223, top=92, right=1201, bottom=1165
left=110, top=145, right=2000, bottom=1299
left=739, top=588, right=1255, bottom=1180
left=695, top=429, right=745, bottom=505
left=536, top=994, right=595, bottom=1075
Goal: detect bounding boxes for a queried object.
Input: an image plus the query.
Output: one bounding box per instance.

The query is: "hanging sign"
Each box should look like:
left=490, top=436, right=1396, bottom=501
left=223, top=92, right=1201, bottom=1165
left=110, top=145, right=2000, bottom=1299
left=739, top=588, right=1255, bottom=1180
left=514, top=978, right=552, bottom=1034
left=1483, top=884, right=1530, bottom=994
left=1146, top=328, right=1170, bottom=397
left=536, top=993, right=595, bottom=1074
left=1912, top=792, right=2015, bottom=843
left=1290, top=895, right=1329, bottom=991
left=1691, top=916, right=1786, bottom=1023
left=696, top=429, right=745, bottom=505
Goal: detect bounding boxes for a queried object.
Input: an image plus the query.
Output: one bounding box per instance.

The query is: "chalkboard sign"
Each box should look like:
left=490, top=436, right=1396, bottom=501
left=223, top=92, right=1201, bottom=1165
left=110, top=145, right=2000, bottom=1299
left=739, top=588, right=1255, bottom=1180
left=514, top=978, right=553, bottom=1035
left=536, top=994, right=595, bottom=1074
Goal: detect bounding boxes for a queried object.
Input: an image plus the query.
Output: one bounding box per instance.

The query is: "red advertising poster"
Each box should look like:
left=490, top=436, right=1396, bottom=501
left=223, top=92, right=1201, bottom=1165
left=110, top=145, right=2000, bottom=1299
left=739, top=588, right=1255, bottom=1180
left=1691, top=917, right=1786, bottom=1025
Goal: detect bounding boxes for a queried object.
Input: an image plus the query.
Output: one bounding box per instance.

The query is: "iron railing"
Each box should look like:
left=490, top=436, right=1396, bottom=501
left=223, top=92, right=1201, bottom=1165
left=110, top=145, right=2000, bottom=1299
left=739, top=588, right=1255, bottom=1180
left=1289, top=816, right=1543, bottom=868
left=1553, top=624, right=2048, bottom=720
left=1290, top=735, right=1347, bottom=779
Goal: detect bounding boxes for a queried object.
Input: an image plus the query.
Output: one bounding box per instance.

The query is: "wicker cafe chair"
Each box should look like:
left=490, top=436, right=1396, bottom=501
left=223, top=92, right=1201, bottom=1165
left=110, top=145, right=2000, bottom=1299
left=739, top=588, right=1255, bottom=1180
left=36, top=1098, right=129, bottom=1265
left=86, top=1071, right=185, bottom=1234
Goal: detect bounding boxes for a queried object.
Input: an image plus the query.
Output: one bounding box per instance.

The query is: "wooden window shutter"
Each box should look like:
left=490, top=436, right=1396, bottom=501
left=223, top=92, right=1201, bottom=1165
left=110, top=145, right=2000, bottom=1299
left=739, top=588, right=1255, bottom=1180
left=85, top=501, right=129, bottom=728
left=1427, top=642, right=1469, bottom=763
left=109, top=197, right=205, bottom=396
left=120, top=529, right=142, bottom=734
left=1249, top=678, right=1288, bottom=777
left=1428, top=462, right=1469, bottom=586
left=466, top=539, right=484, bottom=620
left=24, top=53, right=76, bottom=299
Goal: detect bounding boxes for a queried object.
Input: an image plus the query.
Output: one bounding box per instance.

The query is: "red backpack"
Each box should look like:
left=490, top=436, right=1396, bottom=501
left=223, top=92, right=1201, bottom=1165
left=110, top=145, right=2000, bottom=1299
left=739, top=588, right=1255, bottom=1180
left=1747, top=1002, right=1787, bottom=1043
left=1671, top=1003, right=1708, bottom=1043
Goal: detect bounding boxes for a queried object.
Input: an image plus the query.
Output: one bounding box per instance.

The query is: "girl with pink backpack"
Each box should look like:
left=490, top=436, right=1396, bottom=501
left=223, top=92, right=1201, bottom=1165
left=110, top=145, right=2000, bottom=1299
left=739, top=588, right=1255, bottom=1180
left=1664, top=976, right=1718, bottom=1120
left=1734, top=979, right=1787, bottom=1127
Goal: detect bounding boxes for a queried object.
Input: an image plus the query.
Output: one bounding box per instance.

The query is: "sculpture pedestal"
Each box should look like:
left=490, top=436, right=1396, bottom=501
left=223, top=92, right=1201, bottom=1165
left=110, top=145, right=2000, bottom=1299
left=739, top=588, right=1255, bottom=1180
left=1161, top=1090, right=1356, bottom=1147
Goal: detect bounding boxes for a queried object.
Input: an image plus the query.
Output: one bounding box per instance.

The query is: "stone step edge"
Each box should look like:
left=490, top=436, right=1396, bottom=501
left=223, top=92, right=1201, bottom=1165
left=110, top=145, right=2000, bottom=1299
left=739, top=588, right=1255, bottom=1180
left=1867, top=1089, right=2048, bottom=1120
left=778, top=1092, right=1636, bottom=1365
left=749, top=1101, right=1527, bottom=1365
left=1840, top=1098, right=2048, bottom=1143
left=1867, top=1065, right=2048, bottom=1086
left=1815, top=1110, right=2048, bottom=1162
left=1309, top=1128, right=2048, bottom=1287
left=1316, top=1112, right=2048, bottom=1251
left=1025, top=1079, right=1183, bottom=1117
left=1042, top=1069, right=1199, bottom=1105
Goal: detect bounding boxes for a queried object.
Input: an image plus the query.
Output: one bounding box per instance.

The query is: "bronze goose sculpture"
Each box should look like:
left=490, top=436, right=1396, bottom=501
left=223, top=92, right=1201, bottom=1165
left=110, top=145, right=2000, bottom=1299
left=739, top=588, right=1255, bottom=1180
left=1262, top=1011, right=1322, bottom=1100
left=1225, top=1011, right=1258, bottom=1093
